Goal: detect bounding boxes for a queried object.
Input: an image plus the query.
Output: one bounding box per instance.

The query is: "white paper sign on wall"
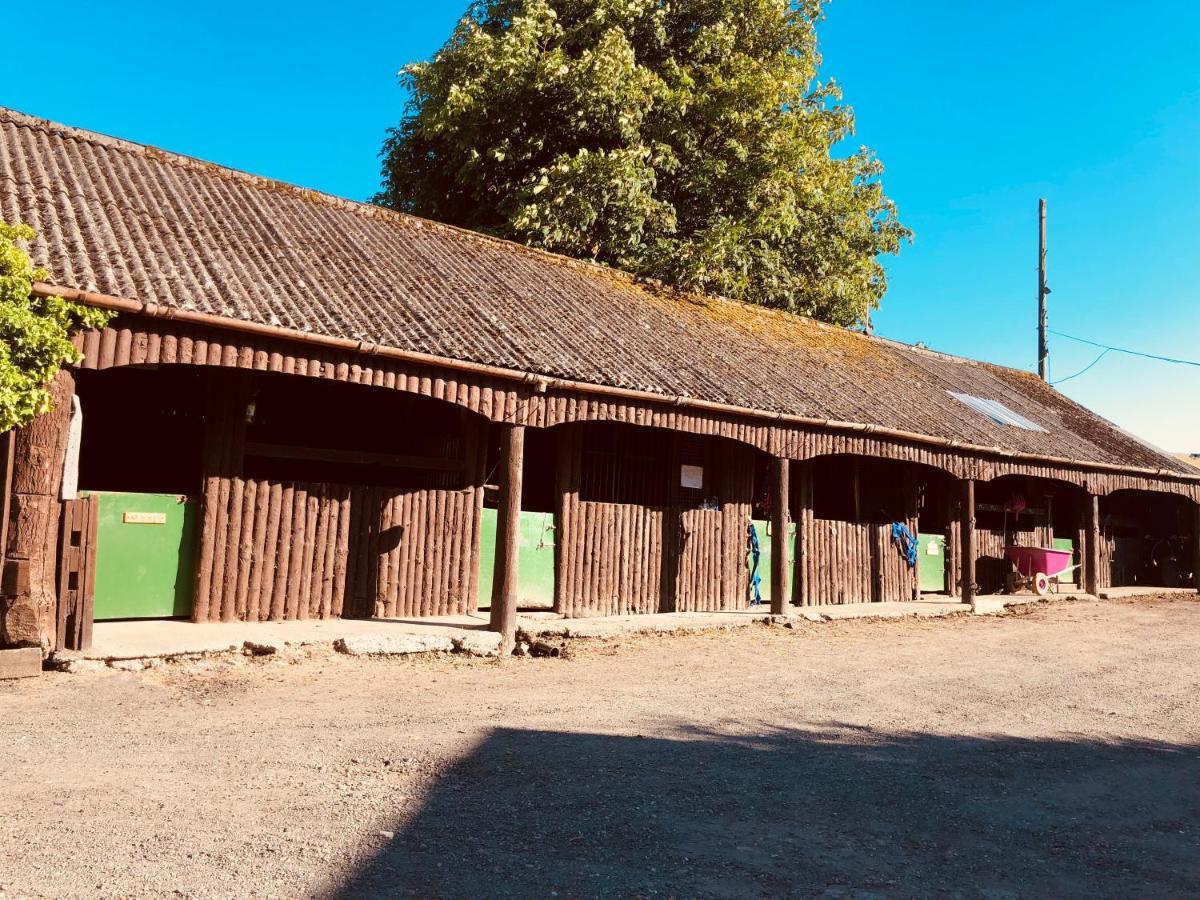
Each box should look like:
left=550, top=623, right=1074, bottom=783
left=680, top=464, right=704, bottom=490
left=927, top=540, right=940, bottom=556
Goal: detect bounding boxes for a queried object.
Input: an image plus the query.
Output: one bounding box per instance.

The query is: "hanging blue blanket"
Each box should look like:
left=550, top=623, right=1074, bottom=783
left=891, top=522, right=918, bottom=569
left=747, top=523, right=764, bottom=605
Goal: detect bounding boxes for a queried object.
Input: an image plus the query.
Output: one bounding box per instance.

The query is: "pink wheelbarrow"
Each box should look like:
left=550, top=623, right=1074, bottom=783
left=1003, top=546, right=1079, bottom=596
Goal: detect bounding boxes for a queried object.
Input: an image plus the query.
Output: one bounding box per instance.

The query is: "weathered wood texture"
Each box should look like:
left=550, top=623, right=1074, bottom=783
left=961, top=480, right=977, bottom=603
left=2, top=370, right=74, bottom=650
left=193, top=476, right=487, bottom=622
left=1084, top=494, right=1100, bottom=595
left=945, top=491, right=962, bottom=598
left=792, top=461, right=814, bottom=606
left=192, top=479, right=347, bottom=622
left=673, top=503, right=751, bottom=613
left=554, top=426, right=753, bottom=616
left=74, top=316, right=1200, bottom=501
left=770, top=457, right=790, bottom=615
left=55, top=495, right=98, bottom=651
left=797, top=519, right=916, bottom=605
left=75, top=316, right=528, bottom=424
left=350, top=484, right=487, bottom=619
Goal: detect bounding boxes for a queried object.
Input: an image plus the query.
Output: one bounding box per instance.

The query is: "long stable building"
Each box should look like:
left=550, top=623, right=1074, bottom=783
left=1, top=108, right=1197, bottom=653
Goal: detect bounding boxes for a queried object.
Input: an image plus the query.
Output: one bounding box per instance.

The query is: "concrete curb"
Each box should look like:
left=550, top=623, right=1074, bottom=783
left=49, top=630, right=504, bottom=674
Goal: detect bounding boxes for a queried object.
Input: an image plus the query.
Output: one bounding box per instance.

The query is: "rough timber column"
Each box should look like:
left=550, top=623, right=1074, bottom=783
left=770, top=456, right=790, bottom=615
left=960, top=479, right=976, bottom=607
left=793, top=461, right=813, bottom=607
left=1084, top=493, right=1101, bottom=596
left=489, top=424, right=525, bottom=650
left=1, top=370, right=74, bottom=651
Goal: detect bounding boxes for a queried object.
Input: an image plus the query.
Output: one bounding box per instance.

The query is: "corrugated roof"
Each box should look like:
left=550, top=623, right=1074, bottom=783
left=0, top=106, right=1192, bottom=477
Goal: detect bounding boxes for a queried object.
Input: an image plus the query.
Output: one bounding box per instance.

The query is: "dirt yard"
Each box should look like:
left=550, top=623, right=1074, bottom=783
left=2, top=595, right=1199, bottom=899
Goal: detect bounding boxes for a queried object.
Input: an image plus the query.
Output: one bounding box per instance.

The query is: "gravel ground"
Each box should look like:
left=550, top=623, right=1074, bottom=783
left=2, top=595, right=1199, bottom=899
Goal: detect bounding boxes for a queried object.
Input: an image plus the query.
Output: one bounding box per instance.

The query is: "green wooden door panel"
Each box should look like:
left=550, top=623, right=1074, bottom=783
left=749, top=520, right=796, bottom=604
left=477, top=508, right=556, bottom=611
left=1052, top=537, right=1077, bottom=584
left=478, top=507, right=496, bottom=610
left=87, top=492, right=198, bottom=620
left=917, top=533, right=947, bottom=593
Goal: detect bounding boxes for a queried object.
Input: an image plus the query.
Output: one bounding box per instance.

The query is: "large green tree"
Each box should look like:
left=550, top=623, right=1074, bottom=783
left=378, top=0, right=909, bottom=326
left=0, top=220, right=111, bottom=432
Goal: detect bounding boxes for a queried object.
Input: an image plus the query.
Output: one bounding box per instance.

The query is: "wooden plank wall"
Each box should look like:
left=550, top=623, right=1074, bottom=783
left=1098, top=531, right=1116, bottom=589
left=798, top=519, right=915, bottom=605
left=193, top=479, right=351, bottom=622
left=350, top=484, right=485, bottom=618
left=947, top=519, right=962, bottom=596
left=554, top=426, right=754, bottom=616
left=192, top=478, right=486, bottom=622
left=674, top=502, right=751, bottom=612
left=558, top=502, right=666, bottom=616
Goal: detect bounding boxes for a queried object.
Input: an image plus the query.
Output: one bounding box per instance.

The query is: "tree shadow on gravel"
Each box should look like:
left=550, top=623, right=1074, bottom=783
left=331, top=724, right=1200, bottom=898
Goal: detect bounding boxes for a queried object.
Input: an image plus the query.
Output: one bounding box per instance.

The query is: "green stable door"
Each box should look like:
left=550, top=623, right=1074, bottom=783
left=87, top=492, right=200, bottom=620
left=477, top=508, right=556, bottom=610
left=917, top=533, right=947, bottom=593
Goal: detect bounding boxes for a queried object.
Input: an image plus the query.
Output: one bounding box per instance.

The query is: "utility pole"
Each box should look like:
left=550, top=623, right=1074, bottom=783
left=1037, top=198, right=1049, bottom=382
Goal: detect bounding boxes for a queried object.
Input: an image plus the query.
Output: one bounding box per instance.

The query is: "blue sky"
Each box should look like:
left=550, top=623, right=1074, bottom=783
left=5, top=1, right=1199, bottom=449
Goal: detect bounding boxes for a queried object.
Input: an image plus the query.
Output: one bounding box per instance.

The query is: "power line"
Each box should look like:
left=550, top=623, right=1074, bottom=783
left=1047, top=329, right=1200, bottom=385
left=1051, top=348, right=1110, bottom=386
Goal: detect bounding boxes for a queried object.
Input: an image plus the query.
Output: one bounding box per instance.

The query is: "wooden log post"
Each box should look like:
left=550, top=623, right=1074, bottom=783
left=1084, top=493, right=1101, bottom=596
left=793, top=461, right=812, bottom=607
left=960, top=479, right=976, bottom=607
left=770, top=456, right=790, bottom=616
left=489, top=424, right=525, bottom=650
left=2, top=370, right=75, bottom=651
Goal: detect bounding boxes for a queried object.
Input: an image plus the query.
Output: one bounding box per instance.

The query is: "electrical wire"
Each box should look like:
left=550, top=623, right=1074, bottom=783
left=1049, top=329, right=1200, bottom=369
left=1051, top=348, right=1110, bottom=386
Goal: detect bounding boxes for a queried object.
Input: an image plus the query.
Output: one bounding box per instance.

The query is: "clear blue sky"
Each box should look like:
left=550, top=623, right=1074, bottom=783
left=5, top=1, right=1199, bottom=450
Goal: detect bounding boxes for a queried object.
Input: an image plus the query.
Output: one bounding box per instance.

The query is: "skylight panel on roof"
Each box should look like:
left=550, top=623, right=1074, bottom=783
left=948, top=392, right=1047, bottom=432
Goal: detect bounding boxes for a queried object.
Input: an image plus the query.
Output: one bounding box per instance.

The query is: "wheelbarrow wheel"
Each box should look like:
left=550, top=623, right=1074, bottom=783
left=1033, top=572, right=1050, bottom=596
left=1005, top=571, right=1020, bottom=594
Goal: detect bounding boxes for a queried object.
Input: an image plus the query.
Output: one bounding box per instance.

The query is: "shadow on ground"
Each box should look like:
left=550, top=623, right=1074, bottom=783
left=331, top=724, right=1200, bottom=898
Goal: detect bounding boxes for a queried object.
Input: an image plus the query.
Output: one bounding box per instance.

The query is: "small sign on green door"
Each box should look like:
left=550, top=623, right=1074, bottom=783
left=87, top=492, right=199, bottom=619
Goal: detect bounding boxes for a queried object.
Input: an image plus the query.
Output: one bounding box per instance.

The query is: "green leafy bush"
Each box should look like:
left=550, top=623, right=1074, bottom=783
left=0, top=220, right=113, bottom=431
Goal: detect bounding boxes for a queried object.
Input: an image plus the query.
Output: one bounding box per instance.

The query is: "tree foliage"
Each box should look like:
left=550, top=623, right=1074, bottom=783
left=0, top=221, right=112, bottom=432
left=378, top=0, right=910, bottom=326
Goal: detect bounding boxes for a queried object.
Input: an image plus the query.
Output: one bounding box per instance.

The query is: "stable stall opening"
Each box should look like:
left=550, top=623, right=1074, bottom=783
left=76, top=366, right=207, bottom=495
left=975, top=476, right=1086, bottom=595
left=242, top=374, right=469, bottom=490
left=554, top=422, right=755, bottom=616
left=226, top=373, right=487, bottom=622
left=803, top=455, right=954, bottom=604
left=1100, top=490, right=1196, bottom=589
left=75, top=368, right=490, bottom=624
left=73, top=367, right=209, bottom=621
